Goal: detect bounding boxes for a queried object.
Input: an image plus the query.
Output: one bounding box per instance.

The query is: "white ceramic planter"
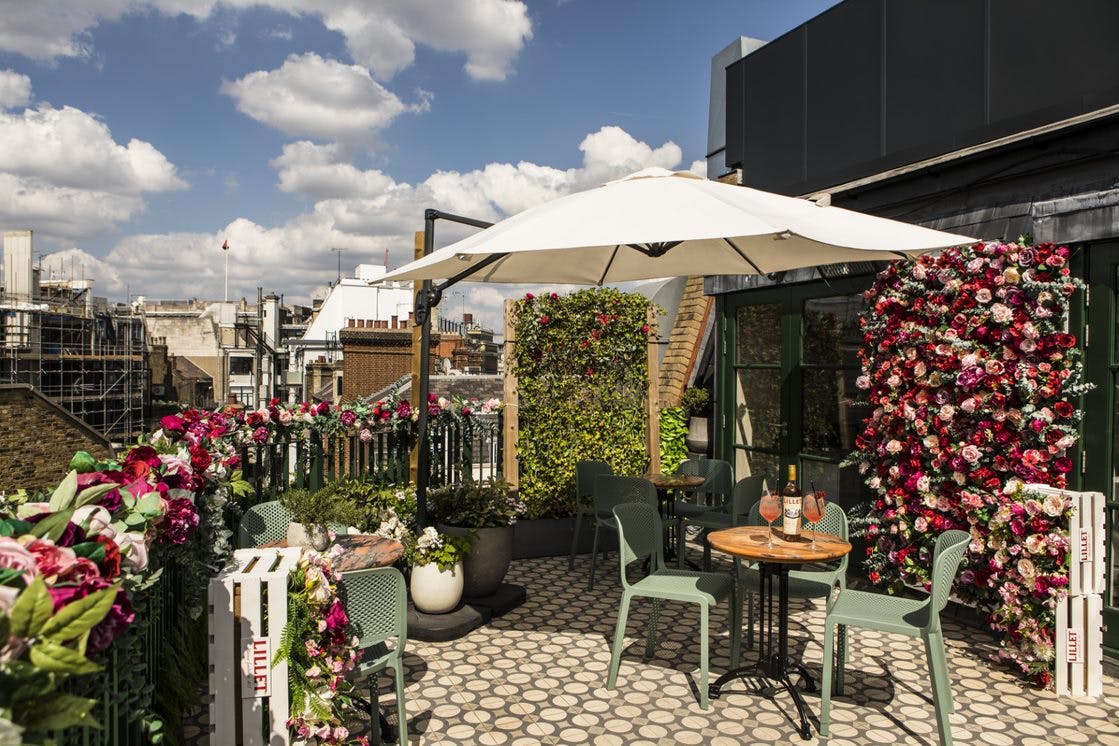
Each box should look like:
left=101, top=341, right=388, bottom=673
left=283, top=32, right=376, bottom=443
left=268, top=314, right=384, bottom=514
left=410, top=561, right=464, bottom=614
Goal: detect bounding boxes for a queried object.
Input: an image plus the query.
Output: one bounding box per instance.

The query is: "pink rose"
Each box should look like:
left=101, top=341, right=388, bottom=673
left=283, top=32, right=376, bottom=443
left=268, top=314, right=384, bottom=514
left=0, top=536, right=39, bottom=583
left=26, top=539, right=79, bottom=581
left=960, top=444, right=981, bottom=463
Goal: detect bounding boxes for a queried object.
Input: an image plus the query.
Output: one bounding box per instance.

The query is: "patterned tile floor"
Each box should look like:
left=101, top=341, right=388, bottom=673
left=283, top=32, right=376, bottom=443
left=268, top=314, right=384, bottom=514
left=186, top=544, right=1119, bottom=745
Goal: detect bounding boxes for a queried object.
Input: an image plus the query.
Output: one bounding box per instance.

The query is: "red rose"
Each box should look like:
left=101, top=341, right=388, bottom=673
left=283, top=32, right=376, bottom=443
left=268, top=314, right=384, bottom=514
left=96, top=535, right=122, bottom=579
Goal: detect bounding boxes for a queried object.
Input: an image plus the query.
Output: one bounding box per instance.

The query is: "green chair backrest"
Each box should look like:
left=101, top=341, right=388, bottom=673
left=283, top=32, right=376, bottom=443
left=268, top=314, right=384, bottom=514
left=237, top=500, right=293, bottom=548
left=593, top=475, right=658, bottom=516
left=929, top=529, right=971, bottom=617
left=341, top=566, right=408, bottom=653
left=810, top=501, right=850, bottom=574
left=729, top=476, right=764, bottom=523
left=678, top=458, right=733, bottom=502
left=613, top=502, right=665, bottom=586
left=577, top=460, right=613, bottom=503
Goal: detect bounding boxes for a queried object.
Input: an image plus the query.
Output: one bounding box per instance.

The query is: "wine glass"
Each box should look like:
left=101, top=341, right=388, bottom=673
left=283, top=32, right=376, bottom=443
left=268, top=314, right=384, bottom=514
left=759, top=491, right=782, bottom=548
left=803, top=488, right=827, bottom=548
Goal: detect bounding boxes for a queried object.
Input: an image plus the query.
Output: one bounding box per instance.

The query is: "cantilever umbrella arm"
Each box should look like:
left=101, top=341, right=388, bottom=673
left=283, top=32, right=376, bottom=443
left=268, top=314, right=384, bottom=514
left=413, top=209, right=495, bottom=527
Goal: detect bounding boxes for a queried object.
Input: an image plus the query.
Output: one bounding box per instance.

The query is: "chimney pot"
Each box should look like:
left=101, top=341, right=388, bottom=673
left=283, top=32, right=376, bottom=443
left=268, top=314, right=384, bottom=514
left=391, top=315, right=398, bottom=329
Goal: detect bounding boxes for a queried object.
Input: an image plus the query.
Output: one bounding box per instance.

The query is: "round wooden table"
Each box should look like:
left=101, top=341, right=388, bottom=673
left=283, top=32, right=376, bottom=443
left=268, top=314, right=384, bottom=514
left=707, top=525, right=852, bottom=741
left=258, top=534, right=404, bottom=572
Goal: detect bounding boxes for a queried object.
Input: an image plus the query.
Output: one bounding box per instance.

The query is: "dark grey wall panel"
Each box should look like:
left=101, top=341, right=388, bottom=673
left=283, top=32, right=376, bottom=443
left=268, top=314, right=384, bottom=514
left=724, top=0, right=1119, bottom=196
left=804, top=0, right=882, bottom=187
left=741, top=27, right=806, bottom=188
left=882, top=1, right=985, bottom=158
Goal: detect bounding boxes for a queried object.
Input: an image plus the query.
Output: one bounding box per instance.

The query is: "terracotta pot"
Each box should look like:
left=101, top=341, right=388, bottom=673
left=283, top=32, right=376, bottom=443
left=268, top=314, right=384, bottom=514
left=409, top=561, right=464, bottom=614
left=438, top=524, right=514, bottom=597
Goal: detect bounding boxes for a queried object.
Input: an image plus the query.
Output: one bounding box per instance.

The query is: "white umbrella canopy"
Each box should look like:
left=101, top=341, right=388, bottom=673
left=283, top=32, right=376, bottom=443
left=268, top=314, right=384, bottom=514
left=379, top=168, right=976, bottom=285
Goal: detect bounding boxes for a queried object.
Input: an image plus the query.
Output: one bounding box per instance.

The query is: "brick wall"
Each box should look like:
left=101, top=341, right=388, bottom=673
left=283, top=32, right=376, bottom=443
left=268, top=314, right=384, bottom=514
left=341, top=324, right=440, bottom=402
left=0, top=385, right=114, bottom=492
left=658, top=276, right=714, bottom=406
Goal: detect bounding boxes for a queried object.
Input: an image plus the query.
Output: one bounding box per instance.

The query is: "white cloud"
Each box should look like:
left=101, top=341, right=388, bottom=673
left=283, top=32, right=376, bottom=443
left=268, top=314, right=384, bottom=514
left=0, top=69, right=31, bottom=109
left=66, top=125, right=684, bottom=330
left=0, top=1, right=532, bottom=82
left=221, top=53, right=427, bottom=143
left=0, top=103, right=186, bottom=240
left=39, top=247, right=126, bottom=295
left=688, top=159, right=707, bottom=178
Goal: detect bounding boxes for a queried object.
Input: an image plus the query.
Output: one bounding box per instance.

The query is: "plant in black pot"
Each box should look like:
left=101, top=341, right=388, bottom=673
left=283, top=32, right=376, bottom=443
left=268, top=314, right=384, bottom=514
left=428, top=478, right=525, bottom=598
left=682, top=386, right=713, bottom=456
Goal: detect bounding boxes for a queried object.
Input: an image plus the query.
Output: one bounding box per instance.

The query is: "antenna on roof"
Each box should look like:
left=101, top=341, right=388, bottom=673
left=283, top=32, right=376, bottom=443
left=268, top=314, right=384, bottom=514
left=384, top=249, right=389, bottom=269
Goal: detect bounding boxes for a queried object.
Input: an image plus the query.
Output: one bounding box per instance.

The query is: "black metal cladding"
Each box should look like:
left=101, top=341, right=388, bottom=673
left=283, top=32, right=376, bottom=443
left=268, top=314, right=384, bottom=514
left=725, top=0, right=1119, bottom=196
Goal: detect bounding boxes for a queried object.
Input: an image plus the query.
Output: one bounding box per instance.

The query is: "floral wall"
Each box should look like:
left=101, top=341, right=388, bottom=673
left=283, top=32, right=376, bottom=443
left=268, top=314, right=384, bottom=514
left=850, top=242, right=1089, bottom=685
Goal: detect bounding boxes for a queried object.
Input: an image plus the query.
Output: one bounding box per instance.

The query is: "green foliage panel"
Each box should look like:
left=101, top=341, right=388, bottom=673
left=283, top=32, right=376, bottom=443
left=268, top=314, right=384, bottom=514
left=513, top=289, right=654, bottom=519
left=659, top=407, right=688, bottom=475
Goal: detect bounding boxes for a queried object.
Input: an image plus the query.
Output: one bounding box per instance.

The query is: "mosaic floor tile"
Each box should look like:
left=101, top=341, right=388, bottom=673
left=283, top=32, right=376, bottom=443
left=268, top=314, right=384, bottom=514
left=184, top=544, right=1119, bottom=744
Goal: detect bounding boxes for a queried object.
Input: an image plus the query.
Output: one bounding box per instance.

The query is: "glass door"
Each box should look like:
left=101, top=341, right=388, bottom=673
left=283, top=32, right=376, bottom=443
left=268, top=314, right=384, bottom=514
left=718, top=276, right=873, bottom=496
left=1083, top=245, right=1119, bottom=654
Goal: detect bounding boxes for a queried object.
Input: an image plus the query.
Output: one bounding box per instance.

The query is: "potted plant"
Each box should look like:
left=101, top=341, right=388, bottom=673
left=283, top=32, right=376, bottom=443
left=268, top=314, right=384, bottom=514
left=682, top=386, right=713, bottom=456
left=279, top=487, right=357, bottom=550
left=406, top=527, right=470, bottom=614
left=428, top=478, right=525, bottom=597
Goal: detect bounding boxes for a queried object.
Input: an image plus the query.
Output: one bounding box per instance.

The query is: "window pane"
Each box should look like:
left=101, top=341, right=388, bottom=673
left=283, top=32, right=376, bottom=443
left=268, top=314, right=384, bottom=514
left=735, top=368, right=781, bottom=450
left=736, top=303, right=781, bottom=365
left=734, top=448, right=779, bottom=492
left=802, top=367, right=869, bottom=456
left=804, top=295, right=863, bottom=365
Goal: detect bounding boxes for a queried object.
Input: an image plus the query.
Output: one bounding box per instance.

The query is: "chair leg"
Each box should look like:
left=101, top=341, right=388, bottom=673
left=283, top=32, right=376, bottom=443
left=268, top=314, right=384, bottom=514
left=645, top=599, right=663, bottom=659
left=745, top=588, right=754, bottom=650
left=568, top=510, right=584, bottom=570
left=369, top=673, right=383, bottom=746
left=702, top=530, right=712, bottom=571
left=676, top=518, right=685, bottom=569
left=821, top=620, right=835, bottom=737
left=729, top=583, right=742, bottom=668
left=925, top=631, right=955, bottom=746
left=699, top=602, right=710, bottom=710
left=607, top=593, right=632, bottom=690
left=394, top=662, right=407, bottom=744
left=588, top=523, right=600, bottom=591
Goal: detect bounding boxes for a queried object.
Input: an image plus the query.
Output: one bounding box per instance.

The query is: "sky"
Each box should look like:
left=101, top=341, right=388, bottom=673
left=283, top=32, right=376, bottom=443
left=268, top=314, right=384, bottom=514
left=0, top=0, right=839, bottom=330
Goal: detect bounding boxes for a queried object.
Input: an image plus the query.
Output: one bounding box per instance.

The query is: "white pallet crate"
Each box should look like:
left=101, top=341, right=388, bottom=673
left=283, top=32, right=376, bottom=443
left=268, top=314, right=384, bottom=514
left=208, top=546, right=302, bottom=745
left=1023, top=484, right=1106, bottom=596
left=1055, top=593, right=1104, bottom=699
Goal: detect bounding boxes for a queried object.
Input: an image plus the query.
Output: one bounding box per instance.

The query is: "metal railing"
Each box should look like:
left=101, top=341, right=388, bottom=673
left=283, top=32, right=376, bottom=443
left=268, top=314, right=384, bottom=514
left=236, top=413, right=504, bottom=504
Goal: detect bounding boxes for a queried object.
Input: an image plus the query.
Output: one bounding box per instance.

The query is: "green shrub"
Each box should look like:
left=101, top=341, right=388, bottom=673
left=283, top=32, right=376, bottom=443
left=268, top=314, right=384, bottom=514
left=512, top=288, right=655, bottom=519
left=659, top=406, right=688, bottom=475
left=681, top=386, right=712, bottom=417
left=428, top=478, right=524, bottom=527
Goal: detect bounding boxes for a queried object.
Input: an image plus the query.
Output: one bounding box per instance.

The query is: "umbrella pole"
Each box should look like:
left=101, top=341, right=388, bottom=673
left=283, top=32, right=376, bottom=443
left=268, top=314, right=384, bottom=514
left=414, top=209, right=494, bottom=527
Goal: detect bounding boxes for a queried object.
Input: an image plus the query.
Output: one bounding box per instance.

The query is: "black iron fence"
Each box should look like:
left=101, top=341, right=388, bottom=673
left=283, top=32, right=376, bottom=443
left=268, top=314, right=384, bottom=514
left=235, top=413, right=504, bottom=503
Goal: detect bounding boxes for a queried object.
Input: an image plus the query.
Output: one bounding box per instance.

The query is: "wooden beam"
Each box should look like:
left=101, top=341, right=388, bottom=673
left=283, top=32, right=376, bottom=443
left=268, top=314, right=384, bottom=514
left=502, top=299, right=519, bottom=488
left=646, top=306, right=661, bottom=474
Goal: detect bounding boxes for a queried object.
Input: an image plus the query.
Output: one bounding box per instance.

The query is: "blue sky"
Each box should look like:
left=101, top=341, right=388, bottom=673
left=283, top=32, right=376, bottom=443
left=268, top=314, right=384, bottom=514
left=0, top=0, right=838, bottom=324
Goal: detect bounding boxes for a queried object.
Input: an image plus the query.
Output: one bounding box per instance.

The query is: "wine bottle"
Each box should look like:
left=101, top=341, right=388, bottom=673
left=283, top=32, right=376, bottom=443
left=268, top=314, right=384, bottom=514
left=782, top=464, right=802, bottom=537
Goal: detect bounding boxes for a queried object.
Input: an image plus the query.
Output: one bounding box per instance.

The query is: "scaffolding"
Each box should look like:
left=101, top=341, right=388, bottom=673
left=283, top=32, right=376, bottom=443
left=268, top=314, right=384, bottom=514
left=0, top=290, right=148, bottom=444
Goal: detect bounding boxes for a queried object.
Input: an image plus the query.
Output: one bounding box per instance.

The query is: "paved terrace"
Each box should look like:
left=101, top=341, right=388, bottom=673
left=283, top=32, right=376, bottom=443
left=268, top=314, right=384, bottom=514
left=187, top=548, right=1119, bottom=745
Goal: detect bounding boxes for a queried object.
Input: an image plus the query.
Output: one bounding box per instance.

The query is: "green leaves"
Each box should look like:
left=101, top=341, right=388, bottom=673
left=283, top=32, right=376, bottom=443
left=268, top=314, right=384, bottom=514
left=29, top=639, right=102, bottom=675
left=39, top=585, right=118, bottom=643
left=20, top=693, right=101, bottom=732
left=74, top=482, right=117, bottom=508
left=68, top=450, right=99, bottom=474
left=512, top=288, right=654, bottom=518
left=29, top=510, right=74, bottom=542
left=9, top=577, right=53, bottom=638
left=48, top=471, right=78, bottom=512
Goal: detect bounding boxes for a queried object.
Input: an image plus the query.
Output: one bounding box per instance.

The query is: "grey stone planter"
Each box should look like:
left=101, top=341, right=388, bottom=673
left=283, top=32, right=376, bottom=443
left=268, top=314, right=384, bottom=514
left=438, top=524, right=513, bottom=597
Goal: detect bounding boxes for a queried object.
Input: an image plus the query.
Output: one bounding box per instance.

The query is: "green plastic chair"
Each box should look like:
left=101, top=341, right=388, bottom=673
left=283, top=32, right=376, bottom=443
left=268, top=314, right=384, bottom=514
left=587, top=475, right=658, bottom=591
left=677, top=475, right=764, bottom=570
left=236, top=500, right=293, bottom=548
left=606, top=502, right=741, bottom=710
left=738, top=500, right=850, bottom=649
left=821, top=529, right=971, bottom=746
left=674, top=459, right=734, bottom=520
left=342, top=566, right=408, bottom=744
left=568, top=460, right=614, bottom=570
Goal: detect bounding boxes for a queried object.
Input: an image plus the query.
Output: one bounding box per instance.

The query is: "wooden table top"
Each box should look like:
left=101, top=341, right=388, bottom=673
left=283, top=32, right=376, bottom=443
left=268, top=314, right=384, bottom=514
left=707, top=525, right=852, bottom=564
left=259, top=534, right=405, bottom=573
left=646, top=473, right=707, bottom=491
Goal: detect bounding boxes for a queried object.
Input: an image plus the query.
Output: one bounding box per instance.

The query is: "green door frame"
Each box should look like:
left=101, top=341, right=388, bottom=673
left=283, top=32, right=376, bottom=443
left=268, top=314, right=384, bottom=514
left=715, top=275, right=873, bottom=484
left=1081, top=243, right=1119, bottom=655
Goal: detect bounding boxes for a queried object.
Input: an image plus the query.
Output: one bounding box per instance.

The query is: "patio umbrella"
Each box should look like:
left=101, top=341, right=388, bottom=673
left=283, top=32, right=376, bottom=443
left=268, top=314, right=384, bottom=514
left=386, top=168, right=976, bottom=525
left=379, top=168, right=975, bottom=285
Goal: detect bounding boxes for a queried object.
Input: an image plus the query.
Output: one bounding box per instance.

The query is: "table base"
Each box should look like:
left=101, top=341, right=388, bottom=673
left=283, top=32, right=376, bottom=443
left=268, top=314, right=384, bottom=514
left=707, top=561, right=815, bottom=741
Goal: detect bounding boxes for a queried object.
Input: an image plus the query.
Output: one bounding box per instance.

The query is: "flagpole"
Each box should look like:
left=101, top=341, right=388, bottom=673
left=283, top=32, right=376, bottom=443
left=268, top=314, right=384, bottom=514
left=224, top=249, right=229, bottom=302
